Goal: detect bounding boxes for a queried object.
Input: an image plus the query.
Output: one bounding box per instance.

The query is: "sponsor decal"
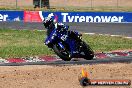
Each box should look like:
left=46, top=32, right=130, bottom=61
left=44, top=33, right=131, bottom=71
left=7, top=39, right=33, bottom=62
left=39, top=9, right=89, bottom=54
left=38, top=12, right=127, bottom=23
left=61, top=13, right=124, bottom=22
left=24, top=11, right=42, bottom=22
left=0, top=14, right=8, bottom=21
left=0, top=11, right=23, bottom=21
left=13, top=16, right=21, bottom=21
left=24, top=11, right=58, bottom=22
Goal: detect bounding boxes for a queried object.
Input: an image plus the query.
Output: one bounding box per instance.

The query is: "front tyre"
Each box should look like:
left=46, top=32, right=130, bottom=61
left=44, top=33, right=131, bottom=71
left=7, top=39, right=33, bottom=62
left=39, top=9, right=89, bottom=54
left=53, top=43, right=72, bottom=61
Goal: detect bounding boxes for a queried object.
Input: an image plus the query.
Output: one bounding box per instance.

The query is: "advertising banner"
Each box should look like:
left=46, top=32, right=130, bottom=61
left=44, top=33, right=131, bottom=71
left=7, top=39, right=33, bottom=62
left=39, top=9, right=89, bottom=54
left=0, top=11, right=23, bottom=22
left=0, top=11, right=132, bottom=23
left=24, top=11, right=132, bottom=23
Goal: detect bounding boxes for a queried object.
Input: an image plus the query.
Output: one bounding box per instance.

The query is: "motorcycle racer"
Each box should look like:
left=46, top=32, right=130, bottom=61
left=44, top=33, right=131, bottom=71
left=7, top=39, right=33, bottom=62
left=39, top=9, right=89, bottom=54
left=43, top=17, right=82, bottom=41
left=43, top=17, right=94, bottom=61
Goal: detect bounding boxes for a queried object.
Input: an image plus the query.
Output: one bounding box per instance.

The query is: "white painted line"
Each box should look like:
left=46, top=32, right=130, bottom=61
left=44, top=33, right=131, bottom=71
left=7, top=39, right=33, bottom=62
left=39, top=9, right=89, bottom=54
left=84, top=33, right=95, bottom=35
left=125, top=37, right=132, bottom=39
left=110, top=35, right=120, bottom=37
left=83, top=32, right=132, bottom=39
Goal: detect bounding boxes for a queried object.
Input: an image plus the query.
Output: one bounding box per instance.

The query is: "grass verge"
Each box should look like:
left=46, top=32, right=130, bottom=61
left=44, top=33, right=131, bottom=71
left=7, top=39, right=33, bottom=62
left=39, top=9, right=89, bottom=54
left=0, top=29, right=132, bottom=58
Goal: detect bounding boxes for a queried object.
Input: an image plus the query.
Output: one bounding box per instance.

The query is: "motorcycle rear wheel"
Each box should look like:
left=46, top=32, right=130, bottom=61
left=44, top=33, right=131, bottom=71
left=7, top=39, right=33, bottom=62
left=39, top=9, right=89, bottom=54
left=81, top=41, right=94, bottom=60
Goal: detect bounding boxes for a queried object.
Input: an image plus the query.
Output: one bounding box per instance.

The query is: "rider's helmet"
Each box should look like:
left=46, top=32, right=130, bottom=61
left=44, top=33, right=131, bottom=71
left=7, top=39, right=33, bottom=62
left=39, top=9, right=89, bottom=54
left=43, top=17, right=53, bottom=29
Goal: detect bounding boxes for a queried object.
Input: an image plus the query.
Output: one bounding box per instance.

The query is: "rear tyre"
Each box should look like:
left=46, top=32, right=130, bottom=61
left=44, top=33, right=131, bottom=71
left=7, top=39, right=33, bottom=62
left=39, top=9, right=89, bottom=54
left=53, top=43, right=72, bottom=61
left=81, top=41, right=94, bottom=60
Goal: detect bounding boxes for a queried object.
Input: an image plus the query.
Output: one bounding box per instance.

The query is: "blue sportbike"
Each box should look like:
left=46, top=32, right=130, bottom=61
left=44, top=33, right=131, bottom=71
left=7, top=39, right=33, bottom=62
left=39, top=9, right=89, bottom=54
left=44, top=25, right=94, bottom=61
left=43, top=17, right=94, bottom=61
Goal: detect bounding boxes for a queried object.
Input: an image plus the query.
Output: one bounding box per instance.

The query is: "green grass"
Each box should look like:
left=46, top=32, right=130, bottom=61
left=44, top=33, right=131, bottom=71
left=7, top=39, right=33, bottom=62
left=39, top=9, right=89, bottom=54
left=0, top=29, right=53, bottom=58
left=0, top=29, right=132, bottom=58
left=83, top=35, right=132, bottom=52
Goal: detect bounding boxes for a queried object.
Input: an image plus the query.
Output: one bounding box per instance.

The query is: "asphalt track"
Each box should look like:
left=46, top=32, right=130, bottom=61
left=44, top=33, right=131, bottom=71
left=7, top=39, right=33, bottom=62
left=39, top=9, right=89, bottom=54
left=67, top=23, right=132, bottom=37
left=0, top=22, right=132, bottom=37
left=0, top=22, right=132, bottom=66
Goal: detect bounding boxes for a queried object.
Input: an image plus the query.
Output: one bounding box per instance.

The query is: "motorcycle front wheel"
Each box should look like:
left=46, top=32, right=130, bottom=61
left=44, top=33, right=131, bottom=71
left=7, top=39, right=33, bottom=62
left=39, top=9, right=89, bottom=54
left=53, top=43, right=72, bottom=61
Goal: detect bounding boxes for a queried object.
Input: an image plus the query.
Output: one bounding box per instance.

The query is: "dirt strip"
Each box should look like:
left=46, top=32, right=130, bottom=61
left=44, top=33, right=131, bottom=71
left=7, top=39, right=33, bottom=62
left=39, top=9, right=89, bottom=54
left=0, top=63, right=131, bottom=88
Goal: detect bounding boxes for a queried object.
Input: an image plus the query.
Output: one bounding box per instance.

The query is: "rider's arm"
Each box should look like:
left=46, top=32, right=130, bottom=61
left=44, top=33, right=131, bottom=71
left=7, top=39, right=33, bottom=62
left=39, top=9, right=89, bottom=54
left=47, top=22, right=55, bottom=36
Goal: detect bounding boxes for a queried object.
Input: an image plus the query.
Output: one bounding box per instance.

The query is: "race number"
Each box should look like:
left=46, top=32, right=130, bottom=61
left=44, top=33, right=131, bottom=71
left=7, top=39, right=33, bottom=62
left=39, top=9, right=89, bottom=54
left=61, top=34, right=68, bottom=41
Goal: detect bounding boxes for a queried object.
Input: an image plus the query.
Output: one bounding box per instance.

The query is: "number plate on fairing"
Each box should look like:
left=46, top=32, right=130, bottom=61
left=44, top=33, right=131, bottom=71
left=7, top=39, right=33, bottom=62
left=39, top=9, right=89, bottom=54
left=60, top=34, right=68, bottom=41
